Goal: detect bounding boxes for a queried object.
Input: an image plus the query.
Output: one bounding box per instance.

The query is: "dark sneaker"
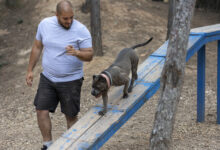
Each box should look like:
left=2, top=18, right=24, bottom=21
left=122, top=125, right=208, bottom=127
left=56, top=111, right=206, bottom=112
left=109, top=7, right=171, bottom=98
left=41, top=145, right=47, bottom=150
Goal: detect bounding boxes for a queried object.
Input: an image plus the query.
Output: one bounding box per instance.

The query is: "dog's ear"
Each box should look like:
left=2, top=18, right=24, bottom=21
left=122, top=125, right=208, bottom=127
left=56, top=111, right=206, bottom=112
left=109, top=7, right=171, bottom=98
left=93, top=75, right=101, bottom=82
left=99, top=75, right=107, bottom=82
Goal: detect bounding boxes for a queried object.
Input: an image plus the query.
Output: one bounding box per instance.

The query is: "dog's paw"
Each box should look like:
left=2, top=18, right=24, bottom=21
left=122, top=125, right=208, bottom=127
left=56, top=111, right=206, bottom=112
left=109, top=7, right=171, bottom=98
left=123, top=93, right=128, bottom=98
left=98, top=110, right=106, bottom=116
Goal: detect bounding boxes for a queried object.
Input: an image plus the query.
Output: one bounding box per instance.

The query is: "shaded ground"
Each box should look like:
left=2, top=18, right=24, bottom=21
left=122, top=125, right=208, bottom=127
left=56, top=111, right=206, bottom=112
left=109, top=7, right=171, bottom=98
left=0, top=0, right=220, bottom=149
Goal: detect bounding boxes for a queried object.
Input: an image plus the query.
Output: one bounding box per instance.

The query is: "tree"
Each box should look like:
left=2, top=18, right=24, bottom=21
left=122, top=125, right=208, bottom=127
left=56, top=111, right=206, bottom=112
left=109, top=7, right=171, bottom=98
left=150, top=0, right=196, bottom=149
left=166, top=0, right=176, bottom=40
left=81, top=0, right=103, bottom=56
left=81, top=0, right=91, bottom=13
left=91, top=0, right=103, bottom=56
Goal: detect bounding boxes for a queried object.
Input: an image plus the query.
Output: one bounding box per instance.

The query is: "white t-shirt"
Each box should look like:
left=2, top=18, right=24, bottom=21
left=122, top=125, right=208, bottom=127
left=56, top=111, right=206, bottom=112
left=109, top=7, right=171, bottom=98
left=36, top=16, right=92, bottom=82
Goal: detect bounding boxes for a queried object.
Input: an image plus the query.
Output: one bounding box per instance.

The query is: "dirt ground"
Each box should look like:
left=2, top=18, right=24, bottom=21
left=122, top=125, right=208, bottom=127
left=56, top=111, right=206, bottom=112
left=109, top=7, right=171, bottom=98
left=0, top=0, right=220, bottom=150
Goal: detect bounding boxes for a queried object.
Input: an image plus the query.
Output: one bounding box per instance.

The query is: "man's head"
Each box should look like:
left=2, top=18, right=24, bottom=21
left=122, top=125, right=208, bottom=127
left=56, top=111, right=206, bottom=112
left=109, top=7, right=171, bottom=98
left=56, top=0, right=74, bottom=29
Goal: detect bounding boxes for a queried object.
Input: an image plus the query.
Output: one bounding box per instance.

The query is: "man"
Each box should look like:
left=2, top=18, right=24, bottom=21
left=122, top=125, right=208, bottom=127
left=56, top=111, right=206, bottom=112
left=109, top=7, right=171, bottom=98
left=26, top=0, right=93, bottom=149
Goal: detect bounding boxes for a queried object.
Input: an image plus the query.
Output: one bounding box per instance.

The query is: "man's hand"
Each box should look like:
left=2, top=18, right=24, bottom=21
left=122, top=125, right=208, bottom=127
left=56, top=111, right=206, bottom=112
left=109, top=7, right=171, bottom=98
left=26, top=71, right=33, bottom=87
left=66, top=45, right=93, bottom=61
left=26, top=39, right=43, bottom=87
left=66, top=45, right=79, bottom=56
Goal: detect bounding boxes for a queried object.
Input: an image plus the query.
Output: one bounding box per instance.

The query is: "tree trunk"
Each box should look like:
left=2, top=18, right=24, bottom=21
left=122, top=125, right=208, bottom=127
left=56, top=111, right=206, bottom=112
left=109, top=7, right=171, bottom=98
left=150, top=0, right=196, bottom=149
left=166, top=0, right=176, bottom=40
left=91, top=0, right=103, bottom=56
left=81, top=0, right=91, bottom=13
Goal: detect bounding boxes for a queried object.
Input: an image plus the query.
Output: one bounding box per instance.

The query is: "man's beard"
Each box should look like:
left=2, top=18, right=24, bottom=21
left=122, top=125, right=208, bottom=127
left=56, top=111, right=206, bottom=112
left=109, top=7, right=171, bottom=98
left=58, top=20, right=72, bottom=30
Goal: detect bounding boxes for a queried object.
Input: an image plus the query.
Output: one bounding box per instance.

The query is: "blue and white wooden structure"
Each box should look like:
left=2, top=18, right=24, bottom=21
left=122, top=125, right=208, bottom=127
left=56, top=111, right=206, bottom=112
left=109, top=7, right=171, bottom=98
left=49, top=24, right=220, bottom=150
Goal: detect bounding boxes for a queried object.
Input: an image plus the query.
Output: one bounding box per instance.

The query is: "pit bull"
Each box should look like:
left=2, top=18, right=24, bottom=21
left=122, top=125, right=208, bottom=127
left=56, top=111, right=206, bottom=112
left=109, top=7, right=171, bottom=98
left=91, top=37, right=153, bottom=115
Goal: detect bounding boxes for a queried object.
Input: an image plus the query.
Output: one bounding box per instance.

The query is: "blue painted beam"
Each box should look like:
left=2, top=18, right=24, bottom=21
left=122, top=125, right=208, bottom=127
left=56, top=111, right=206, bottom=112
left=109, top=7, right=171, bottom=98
left=217, top=40, right=220, bottom=124
left=197, top=45, right=206, bottom=122
left=89, top=79, right=161, bottom=150
left=186, top=34, right=205, bottom=62
left=205, top=35, right=220, bottom=43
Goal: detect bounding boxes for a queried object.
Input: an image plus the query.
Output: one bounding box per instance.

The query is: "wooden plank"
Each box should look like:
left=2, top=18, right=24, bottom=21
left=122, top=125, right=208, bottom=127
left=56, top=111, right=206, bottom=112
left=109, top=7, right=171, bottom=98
left=66, top=59, right=165, bottom=149
left=138, top=56, right=164, bottom=79
left=188, top=35, right=203, bottom=50
left=151, top=34, right=204, bottom=57
left=191, top=24, right=220, bottom=33
left=186, top=34, right=205, bottom=62
left=151, top=41, right=168, bottom=57
left=67, top=110, right=125, bottom=150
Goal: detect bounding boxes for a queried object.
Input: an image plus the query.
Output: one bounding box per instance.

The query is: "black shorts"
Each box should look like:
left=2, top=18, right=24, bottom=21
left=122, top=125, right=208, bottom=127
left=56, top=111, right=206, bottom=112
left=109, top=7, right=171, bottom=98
left=34, top=73, right=83, bottom=117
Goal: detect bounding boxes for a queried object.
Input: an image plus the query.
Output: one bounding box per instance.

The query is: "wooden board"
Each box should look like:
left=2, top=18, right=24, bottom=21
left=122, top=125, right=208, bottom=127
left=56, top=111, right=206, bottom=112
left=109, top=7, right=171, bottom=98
left=191, top=24, right=220, bottom=33
left=151, top=34, right=204, bottom=58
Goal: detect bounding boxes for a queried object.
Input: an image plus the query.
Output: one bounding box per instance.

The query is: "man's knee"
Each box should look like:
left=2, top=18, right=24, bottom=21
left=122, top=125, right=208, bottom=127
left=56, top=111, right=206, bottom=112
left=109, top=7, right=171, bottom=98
left=66, top=115, right=78, bottom=128
left=66, top=115, right=78, bottom=122
left=36, top=109, right=50, bottom=118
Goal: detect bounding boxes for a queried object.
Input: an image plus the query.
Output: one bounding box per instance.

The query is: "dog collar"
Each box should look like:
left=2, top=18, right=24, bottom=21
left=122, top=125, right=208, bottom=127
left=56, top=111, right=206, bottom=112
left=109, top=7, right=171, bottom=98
left=101, top=71, right=112, bottom=89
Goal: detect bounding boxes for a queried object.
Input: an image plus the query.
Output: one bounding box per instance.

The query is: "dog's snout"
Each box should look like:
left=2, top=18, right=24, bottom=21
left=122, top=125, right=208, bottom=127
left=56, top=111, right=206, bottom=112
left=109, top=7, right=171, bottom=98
left=91, top=91, right=95, bottom=96
left=91, top=88, right=97, bottom=96
left=91, top=89, right=95, bottom=95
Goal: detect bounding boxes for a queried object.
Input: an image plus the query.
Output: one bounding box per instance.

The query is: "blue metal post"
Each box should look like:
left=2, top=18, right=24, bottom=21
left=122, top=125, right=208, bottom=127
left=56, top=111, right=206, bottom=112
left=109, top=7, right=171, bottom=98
left=197, top=45, right=206, bottom=122
left=217, top=40, right=220, bottom=124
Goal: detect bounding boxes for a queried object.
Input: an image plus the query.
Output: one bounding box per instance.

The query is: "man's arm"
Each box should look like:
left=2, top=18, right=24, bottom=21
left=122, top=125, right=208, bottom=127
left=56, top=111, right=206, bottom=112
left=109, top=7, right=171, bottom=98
left=26, top=39, right=43, bottom=87
left=66, top=45, right=93, bottom=61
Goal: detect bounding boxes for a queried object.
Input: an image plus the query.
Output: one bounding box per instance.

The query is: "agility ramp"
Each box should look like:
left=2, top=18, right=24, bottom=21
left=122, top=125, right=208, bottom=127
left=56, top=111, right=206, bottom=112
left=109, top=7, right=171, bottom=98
left=49, top=24, right=220, bottom=150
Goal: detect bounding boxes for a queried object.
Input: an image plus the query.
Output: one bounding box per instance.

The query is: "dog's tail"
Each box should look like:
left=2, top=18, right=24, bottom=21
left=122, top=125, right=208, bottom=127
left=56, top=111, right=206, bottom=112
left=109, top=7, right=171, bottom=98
left=131, top=37, right=153, bottom=49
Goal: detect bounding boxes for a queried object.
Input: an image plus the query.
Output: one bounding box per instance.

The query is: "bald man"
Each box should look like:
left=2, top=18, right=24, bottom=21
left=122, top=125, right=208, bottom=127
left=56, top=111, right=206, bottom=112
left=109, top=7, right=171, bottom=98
left=26, top=0, right=93, bottom=149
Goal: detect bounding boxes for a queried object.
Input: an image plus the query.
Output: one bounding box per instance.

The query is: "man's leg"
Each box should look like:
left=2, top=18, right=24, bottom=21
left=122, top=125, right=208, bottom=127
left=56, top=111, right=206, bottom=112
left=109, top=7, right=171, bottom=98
left=36, top=110, right=52, bottom=141
left=65, top=115, right=78, bottom=129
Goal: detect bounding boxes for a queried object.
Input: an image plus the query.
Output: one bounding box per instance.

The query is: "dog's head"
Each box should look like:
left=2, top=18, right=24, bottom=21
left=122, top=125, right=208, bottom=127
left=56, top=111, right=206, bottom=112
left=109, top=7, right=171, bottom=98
left=91, top=75, right=108, bottom=98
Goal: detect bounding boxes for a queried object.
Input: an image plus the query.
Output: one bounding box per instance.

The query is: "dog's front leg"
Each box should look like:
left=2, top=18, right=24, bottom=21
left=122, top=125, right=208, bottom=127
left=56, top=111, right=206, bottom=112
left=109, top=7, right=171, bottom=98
left=123, top=77, right=130, bottom=98
left=99, top=92, right=108, bottom=116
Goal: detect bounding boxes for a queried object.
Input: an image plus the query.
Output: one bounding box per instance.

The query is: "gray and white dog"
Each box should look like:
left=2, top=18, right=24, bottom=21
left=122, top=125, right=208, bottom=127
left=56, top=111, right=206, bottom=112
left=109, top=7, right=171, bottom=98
left=91, top=37, right=153, bottom=115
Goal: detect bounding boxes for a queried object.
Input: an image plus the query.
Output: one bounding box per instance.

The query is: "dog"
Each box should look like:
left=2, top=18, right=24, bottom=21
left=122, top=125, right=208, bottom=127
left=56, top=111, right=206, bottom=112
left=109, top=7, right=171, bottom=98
left=91, top=37, right=153, bottom=115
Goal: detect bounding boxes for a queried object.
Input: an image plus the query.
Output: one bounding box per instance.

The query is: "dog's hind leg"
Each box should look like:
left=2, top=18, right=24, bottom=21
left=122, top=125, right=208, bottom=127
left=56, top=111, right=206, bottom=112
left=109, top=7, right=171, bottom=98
left=128, top=57, right=139, bottom=93
left=123, top=76, right=130, bottom=98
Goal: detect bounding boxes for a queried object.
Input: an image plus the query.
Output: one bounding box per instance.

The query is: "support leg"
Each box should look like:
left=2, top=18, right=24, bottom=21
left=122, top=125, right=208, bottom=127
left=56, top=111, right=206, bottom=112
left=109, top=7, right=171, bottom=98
left=197, top=45, right=206, bottom=122
left=217, top=40, right=220, bottom=124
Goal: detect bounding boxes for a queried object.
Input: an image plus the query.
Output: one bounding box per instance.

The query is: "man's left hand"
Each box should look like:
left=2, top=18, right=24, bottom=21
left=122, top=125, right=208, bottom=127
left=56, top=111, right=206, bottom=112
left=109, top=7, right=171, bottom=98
left=66, top=45, right=79, bottom=56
